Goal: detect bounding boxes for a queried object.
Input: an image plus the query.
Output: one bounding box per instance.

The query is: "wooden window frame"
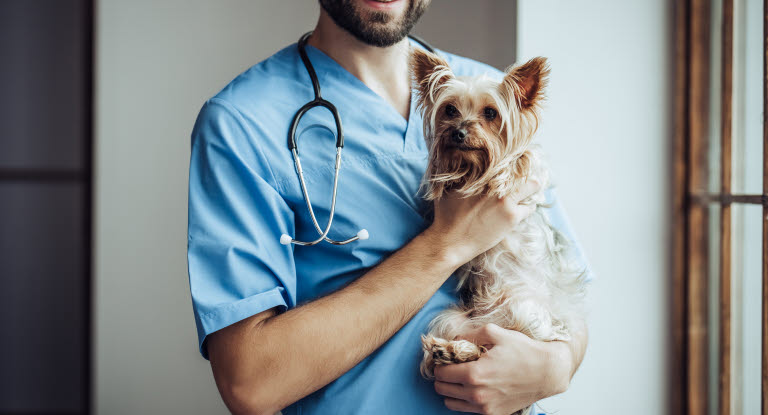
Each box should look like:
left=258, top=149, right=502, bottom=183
left=672, top=0, right=768, bottom=413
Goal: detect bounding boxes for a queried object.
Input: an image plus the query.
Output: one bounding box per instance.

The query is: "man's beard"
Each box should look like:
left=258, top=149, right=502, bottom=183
left=318, top=0, right=429, bottom=48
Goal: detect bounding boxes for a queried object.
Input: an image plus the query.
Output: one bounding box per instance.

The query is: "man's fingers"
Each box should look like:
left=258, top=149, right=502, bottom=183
left=434, top=361, right=479, bottom=384
left=433, top=358, right=492, bottom=386
left=443, top=397, right=483, bottom=413
left=455, top=323, right=505, bottom=347
left=504, top=179, right=541, bottom=204
left=519, top=179, right=542, bottom=199
left=434, top=380, right=470, bottom=400
left=513, top=203, right=537, bottom=224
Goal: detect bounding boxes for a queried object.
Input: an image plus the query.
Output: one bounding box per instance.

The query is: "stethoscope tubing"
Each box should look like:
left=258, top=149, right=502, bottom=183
left=280, top=31, right=434, bottom=247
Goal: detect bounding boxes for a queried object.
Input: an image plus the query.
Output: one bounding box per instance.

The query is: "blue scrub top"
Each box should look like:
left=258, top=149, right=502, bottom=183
left=188, top=40, right=592, bottom=414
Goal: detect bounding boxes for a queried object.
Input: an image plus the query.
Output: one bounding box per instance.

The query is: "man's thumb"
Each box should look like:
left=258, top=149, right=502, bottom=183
left=455, top=323, right=505, bottom=347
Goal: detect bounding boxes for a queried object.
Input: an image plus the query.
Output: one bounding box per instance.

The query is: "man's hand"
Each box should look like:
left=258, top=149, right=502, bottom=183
left=432, top=322, right=587, bottom=415
left=427, top=179, right=542, bottom=267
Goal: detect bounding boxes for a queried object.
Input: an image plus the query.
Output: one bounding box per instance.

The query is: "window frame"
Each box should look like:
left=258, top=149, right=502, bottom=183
left=672, top=0, right=767, bottom=413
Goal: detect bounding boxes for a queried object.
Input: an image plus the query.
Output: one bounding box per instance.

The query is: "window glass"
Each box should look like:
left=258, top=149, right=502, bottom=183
left=708, top=0, right=723, bottom=195
left=730, top=203, right=762, bottom=414
left=731, top=0, right=763, bottom=195
left=707, top=202, right=721, bottom=415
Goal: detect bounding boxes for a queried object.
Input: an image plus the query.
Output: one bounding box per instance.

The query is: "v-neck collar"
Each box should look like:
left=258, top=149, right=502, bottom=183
left=302, top=43, right=422, bottom=152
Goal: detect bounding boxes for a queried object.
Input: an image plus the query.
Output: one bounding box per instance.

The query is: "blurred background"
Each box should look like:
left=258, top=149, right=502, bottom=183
left=0, top=0, right=764, bottom=414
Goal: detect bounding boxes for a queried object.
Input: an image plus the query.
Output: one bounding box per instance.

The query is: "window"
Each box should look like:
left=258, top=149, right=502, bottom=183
left=672, top=0, right=766, bottom=413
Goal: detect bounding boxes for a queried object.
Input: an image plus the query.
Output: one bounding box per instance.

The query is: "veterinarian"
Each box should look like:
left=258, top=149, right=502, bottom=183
left=187, top=0, right=591, bottom=413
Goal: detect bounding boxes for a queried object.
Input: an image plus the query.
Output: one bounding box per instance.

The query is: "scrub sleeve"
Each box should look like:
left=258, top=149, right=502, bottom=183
left=187, top=99, right=296, bottom=359
left=544, top=188, right=596, bottom=283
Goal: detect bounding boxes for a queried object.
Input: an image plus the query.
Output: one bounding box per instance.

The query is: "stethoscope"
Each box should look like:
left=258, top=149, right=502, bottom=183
left=279, top=31, right=436, bottom=247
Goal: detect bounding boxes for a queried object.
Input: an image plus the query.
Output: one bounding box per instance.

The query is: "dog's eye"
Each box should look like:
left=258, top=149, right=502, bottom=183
left=444, top=104, right=458, bottom=118
left=483, top=107, right=498, bottom=121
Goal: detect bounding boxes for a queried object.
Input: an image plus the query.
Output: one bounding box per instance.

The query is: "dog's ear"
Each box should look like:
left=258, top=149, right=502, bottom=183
left=410, top=47, right=453, bottom=107
left=501, top=57, right=550, bottom=110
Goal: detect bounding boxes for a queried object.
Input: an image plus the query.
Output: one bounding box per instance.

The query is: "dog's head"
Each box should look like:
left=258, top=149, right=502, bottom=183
left=410, top=48, right=549, bottom=200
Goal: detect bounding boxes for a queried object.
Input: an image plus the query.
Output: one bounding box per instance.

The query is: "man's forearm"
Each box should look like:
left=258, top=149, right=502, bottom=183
left=208, top=230, right=461, bottom=414
left=544, top=316, right=588, bottom=397
left=564, top=317, right=588, bottom=378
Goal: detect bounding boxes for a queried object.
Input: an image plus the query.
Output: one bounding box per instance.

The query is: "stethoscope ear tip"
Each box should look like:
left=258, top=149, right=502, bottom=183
left=280, top=234, right=293, bottom=245
left=357, top=229, right=369, bottom=241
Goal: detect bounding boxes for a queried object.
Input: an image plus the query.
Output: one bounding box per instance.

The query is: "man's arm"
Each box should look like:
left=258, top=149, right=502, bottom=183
left=553, top=316, right=589, bottom=383
left=209, top=230, right=458, bottom=414
left=207, top=183, right=542, bottom=415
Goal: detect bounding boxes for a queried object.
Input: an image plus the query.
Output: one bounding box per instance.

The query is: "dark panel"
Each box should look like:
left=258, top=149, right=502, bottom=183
left=0, top=0, right=88, bottom=170
left=0, top=182, right=86, bottom=413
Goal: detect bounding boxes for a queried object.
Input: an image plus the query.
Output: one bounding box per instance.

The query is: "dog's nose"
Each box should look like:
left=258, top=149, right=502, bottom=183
left=451, top=128, right=468, bottom=144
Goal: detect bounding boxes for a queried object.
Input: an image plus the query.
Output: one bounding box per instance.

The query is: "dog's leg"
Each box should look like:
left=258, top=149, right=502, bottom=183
left=420, top=335, right=486, bottom=379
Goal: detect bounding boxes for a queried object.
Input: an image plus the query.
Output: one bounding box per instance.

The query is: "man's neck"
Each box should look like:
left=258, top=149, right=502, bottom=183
left=307, top=12, right=412, bottom=120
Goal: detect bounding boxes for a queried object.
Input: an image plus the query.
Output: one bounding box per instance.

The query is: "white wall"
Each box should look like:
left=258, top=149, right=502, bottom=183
left=93, top=2, right=316, bottom=414
left=94, top=1, right=518, bottom=414
left=517, top=1, right=671, bottom=413
left=413, top=0, right=517, bottom=70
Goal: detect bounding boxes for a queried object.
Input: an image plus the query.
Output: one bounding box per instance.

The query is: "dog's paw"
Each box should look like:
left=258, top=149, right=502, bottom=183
left=420, top=335, right=486, bottom=379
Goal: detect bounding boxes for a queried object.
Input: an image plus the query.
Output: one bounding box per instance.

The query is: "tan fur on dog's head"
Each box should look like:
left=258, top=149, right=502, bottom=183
left=410, top=48, right=550, bottom=200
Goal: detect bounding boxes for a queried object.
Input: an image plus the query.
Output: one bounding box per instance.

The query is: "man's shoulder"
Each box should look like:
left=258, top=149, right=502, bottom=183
left=207, top=42, right=306, bottom=114
left=190, top=43, right=304, bottom=170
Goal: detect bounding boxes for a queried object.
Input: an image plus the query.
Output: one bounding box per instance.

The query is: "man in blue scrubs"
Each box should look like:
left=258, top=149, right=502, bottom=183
left=187, top=0, right=591, bottom=413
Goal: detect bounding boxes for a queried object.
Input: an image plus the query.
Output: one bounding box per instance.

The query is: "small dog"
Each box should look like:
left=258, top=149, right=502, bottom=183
left=410, top=48, right=587, bottom=413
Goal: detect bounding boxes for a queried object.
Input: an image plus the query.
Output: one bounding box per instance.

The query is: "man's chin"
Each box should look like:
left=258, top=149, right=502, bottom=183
left=320, top=0, right=426, bottom=48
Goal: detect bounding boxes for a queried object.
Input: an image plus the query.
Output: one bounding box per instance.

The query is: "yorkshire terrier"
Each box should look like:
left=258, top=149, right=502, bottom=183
left=410, top=48, right=587, bottom=413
